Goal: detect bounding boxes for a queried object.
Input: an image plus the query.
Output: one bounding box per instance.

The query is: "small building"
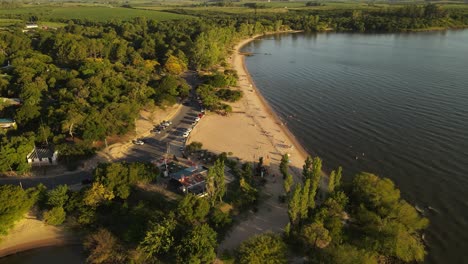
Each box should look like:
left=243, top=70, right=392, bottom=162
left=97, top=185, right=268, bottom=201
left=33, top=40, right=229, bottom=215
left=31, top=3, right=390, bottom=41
left=0, top=98, right=21, bottom=106
left=170, top=166, right=208, bottom=196
left=25, top=23, right=38, bottom=29
left=27, top=147, right=59, bottom=166
left=0, top=118, right=16, bottom=129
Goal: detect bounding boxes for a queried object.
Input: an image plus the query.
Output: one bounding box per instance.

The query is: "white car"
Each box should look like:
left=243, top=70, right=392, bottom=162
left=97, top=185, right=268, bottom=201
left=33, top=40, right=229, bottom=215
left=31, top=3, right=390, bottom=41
left=182, top=132, right=190, bottom=138
left=132, top=139, right=144, bottom=145
left=185, top=127, right=193, bottom=133
left=194, top=117, right=200, bottom=122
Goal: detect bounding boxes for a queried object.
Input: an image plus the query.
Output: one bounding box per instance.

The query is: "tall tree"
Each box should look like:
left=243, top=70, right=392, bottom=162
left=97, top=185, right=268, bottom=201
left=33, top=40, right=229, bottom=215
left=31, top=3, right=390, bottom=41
left=288, top=185, right=301, bottom=225
left=176, top=224, right=217, bottom=264
left=238, top=233, right=287, bottom=264
left=328, top=170, right=336, bottom=193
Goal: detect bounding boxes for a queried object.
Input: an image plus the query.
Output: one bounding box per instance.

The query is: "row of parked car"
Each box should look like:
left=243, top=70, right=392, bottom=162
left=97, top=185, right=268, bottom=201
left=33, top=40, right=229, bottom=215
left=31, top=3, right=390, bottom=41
left=182, top=113, right=204, bottom=138
left=153, top=120, right=173, bottom=134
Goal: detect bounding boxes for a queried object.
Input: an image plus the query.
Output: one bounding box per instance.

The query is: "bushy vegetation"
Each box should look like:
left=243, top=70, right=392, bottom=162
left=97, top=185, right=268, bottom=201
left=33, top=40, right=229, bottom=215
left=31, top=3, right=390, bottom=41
left=0, top=185, right=40, bottom=234
left=279, top=156, right=429, bottom=263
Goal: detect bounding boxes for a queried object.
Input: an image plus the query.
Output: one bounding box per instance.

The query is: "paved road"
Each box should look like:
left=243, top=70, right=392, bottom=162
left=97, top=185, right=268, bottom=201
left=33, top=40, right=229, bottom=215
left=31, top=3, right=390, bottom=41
left=0, top=71, right=202, bottom=189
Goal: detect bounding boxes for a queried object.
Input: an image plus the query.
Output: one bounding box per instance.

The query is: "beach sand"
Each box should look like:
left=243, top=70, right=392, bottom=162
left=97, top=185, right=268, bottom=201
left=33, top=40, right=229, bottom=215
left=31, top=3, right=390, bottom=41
left=0, top=213, right=78, bottom=258
left=188, top=32, right=309, bottom=252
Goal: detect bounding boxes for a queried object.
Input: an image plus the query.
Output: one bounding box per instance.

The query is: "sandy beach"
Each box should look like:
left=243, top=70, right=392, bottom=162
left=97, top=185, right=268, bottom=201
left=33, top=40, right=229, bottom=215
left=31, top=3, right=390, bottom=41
left=0, top=213, right=78, bottom=258
left=188, top=31, right=309, bottom=252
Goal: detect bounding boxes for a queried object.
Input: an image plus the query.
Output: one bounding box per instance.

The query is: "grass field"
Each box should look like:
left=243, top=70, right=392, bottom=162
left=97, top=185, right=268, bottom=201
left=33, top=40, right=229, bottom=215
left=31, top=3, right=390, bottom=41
left=0, top=5, right=192, bottom=22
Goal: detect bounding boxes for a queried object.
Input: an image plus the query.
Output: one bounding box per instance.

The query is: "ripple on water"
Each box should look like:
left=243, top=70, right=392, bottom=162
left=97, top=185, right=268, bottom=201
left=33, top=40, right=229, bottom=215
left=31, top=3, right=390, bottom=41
left=243, top=31, right=468, bottom=264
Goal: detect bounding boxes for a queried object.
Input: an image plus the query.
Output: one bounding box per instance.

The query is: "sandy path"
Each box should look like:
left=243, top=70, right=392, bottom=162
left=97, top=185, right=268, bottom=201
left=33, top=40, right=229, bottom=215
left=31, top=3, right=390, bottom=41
left=188, top=32, right=309, bottom=253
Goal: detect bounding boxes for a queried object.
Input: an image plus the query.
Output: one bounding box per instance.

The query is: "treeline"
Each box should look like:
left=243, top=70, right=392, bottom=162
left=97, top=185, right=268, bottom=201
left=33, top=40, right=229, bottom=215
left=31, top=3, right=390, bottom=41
left=0, top=16, right=285, bottom=174
left=236, top=155, right=429, bottom=263
left=178, top=3, right=468, bottom=32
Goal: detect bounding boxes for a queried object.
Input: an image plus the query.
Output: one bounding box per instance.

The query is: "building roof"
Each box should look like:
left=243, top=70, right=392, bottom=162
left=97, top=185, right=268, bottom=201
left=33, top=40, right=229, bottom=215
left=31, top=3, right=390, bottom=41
left=170, top=166, right=201, bottom=181
left=27, top=147, right=56, bottom=160
left=0, top=118, right=15, bottom=123
left=0, top=98, right=21, bottom=105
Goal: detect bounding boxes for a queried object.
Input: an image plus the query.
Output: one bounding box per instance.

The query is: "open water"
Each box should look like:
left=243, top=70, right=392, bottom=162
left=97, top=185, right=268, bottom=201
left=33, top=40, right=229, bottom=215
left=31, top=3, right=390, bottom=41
left=242, top=30, right=468, bottom=264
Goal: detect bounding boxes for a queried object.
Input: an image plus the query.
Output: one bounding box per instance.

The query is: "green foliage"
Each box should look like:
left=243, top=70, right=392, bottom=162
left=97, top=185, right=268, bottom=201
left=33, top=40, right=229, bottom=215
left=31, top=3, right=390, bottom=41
left=209, top=206, right=232, bottom=230
left=46, top=185, right=69, bottom=208
left=288, top=185, right=301, bottom=225
left=280, top=154, right=289, bottom=178
left=237, top=233, right=287, bottom=264
left=185, top=141, right=203, bottom=153
left=328, top=170, right=336, bottom=193
left=164, top=55, right=187, bottom=75
left=350, top=173, right=429, bottom=262
left=206, top=159, right=226, bottom=206
left=43, top=206, right=66, bottom=226
left=176, top=224, right=217, bottom=264
left=93, top=162, right=157, bottom=201
left=216, top=88, right=242, bottom=102
left=177, top=194, right=210, bottom=225
left=283, top=173, right=293, bottom=194
left=138, top=217, right=176, bottom=259
left=324, top=244, right=378, bottom=264
left=301, top=221, right=332, bottom=249
left=0, top=185, right=37, bottom=235
left=0, top=135, right=34, bottom=174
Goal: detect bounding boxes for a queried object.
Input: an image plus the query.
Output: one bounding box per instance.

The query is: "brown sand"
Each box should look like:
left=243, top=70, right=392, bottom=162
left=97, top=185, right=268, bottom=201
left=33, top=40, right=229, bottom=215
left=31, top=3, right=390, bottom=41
left=0, top=213, right=78, bottom=258
left=188, top=32, right=309, bottom=252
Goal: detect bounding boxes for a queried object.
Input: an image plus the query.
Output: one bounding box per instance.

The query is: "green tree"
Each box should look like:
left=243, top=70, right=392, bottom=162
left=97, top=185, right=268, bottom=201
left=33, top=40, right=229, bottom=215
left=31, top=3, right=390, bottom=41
left=47, top=185, right=69, bottom=208
left=328, top=170, right=336, bottom=193
left=43, top=206, right=66, bottom=226
left=301, top=221, right=331, bottom=249
left=300, top=179, right=311, bottom=221
left=138, top=217, right=176, bottom=259
left=280, top=154, right=289, bottom=178
left=177, top=194, right=210, bottom=224
left=324, top=244, right=377, bottom=264
left=0, top=185, right=37, bottom=235
left=288, top=185, right=301, bottom=225
left=83, top=182, right=115, bottom=207
left=176, top=224, right=217, bottom=264
left=206, top=159, right=226, bottom=206
left=335, top=166, right=342, bottom=189
left=350, top=173, right=429, bottom=262
left=238, top=233, right=287, bottom=264
left=283, top=173, right=293, bottom=194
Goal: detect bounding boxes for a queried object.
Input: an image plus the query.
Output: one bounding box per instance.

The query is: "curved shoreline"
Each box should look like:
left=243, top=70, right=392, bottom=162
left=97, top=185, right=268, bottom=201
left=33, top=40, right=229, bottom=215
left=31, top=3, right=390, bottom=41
left=0, top=238, right=80, bottom=258
left=233, top=31, right=311, bottom=163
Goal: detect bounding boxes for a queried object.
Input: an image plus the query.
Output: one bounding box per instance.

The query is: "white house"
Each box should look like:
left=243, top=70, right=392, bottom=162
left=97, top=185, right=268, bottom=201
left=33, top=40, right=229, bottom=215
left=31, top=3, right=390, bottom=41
left=27, top=147, right=59, bottom=166
left=0, top=118, right=16, bottom=129
left=25, top=23, right=38, bottom=29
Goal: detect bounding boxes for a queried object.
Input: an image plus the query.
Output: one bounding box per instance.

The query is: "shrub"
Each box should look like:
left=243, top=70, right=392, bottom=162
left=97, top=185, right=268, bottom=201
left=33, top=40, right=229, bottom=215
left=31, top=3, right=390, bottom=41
left=43, top=206, right=66, bottom=226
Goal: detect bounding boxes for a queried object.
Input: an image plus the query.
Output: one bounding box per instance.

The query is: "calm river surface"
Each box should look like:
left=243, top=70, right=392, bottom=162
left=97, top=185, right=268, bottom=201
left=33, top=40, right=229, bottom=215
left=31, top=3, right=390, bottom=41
left=242, top=30, right=468, bottom=264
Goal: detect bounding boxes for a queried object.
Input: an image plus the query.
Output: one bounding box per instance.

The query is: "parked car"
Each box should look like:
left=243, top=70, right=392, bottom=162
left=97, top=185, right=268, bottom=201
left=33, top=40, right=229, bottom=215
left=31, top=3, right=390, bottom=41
left=183, top=132, right=190, bottom=138
left=194, top=117, right=200, bottom=122
left=185, top=127, right=193, bottom=133
left=132, top=139, right=144, bottom=145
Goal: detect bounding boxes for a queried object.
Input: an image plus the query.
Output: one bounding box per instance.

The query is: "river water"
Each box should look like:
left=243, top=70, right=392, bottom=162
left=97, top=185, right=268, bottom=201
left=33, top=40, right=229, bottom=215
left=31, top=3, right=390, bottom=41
left=242, top=30, right=468, bottom=264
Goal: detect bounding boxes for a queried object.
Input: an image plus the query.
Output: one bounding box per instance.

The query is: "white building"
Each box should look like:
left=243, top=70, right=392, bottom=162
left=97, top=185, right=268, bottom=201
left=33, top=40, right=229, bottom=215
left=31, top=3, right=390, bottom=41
left=27, top=147, right=59, bottom=166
